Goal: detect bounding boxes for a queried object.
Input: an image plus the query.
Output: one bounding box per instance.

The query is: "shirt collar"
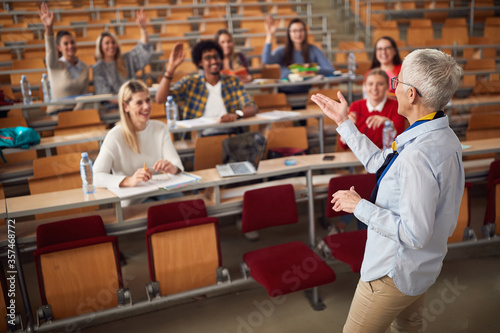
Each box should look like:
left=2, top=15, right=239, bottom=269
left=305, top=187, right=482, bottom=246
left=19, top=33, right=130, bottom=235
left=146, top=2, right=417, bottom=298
left=59, top=56, right=82, bottom=68
left=366, top=96, right=387, bottom=113
left=394, top=114, right=450, bottom=153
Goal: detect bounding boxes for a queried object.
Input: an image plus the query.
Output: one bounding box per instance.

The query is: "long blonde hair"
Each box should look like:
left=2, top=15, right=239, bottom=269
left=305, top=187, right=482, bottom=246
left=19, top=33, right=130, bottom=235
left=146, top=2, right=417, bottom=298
left=118, top=79, right=149, bottom=154
left=95, top=31, right=127, bottom=78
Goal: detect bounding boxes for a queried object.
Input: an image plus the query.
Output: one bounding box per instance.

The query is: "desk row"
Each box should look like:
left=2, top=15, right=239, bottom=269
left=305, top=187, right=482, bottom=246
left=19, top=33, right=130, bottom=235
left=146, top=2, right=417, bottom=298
left=2, top=138, right=499, bottom=248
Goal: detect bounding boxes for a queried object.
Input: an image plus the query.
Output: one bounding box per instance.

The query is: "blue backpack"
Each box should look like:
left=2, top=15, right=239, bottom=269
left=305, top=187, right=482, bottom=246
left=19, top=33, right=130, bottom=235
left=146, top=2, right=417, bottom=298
left=0, top=126, right=40, bottom=163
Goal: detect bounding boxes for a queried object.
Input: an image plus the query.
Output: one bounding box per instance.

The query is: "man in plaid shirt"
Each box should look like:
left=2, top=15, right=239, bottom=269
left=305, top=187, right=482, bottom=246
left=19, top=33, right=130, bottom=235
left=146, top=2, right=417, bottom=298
left=156, top=40, right=257, bottom=125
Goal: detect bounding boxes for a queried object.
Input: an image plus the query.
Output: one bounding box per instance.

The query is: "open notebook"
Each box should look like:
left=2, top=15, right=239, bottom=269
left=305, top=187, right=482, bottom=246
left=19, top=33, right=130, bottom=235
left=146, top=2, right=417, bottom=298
left=216, top=132, right=266, bottom=178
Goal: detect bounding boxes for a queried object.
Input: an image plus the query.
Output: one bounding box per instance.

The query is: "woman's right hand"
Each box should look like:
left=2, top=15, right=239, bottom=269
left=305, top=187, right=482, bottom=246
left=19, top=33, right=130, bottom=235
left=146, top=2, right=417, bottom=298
left=264, top=15, right=278, bottom=37
left=38, top=2, right=54, bottom=29
left=120, top=168, right=152, bottom=187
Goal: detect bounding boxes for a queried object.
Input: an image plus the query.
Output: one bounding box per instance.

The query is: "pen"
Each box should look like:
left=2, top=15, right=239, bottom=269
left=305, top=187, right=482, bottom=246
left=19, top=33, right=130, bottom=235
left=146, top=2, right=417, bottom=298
left=144, top=162, right=147, bottom=171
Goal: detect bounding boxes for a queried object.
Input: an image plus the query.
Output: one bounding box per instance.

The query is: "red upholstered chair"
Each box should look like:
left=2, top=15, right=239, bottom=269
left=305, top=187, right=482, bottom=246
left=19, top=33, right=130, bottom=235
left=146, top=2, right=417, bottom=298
left=322, top=173, right=376, bottom=273
left=33, top=216, right=127, bottom=323
left=483, top=160, right=500, bottom=238
left=145, top=199, right=228, bottom=299
left=241, top=184, right=336, bottom=309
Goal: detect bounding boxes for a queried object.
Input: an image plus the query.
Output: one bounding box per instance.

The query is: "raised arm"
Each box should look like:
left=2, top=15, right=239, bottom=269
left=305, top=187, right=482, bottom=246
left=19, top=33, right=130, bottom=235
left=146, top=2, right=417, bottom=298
left=39, top=2, right=54, bottom=36
left=136, top=9, right=149, bottom=45
left=264, top=14, right=278, bottom=45
left=155, top=42, right=186, bottom=103
left=311, top=91, right=349, bottom=126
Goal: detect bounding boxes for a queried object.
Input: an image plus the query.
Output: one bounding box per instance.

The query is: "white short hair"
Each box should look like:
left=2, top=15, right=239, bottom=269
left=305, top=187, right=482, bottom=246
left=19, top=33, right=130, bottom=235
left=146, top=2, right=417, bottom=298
left=401, top=49, right=462, bottom=110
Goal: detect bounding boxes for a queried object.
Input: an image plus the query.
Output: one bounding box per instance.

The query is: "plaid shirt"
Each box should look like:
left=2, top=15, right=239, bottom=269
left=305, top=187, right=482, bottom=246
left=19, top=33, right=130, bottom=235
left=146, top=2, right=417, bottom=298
left=169, top=72, right=256, bottom=120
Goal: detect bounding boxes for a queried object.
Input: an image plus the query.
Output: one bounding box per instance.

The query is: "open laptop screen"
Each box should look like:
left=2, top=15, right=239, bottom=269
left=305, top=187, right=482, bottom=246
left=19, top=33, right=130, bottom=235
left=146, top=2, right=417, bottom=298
left=216, top=132, right=267, bottom=177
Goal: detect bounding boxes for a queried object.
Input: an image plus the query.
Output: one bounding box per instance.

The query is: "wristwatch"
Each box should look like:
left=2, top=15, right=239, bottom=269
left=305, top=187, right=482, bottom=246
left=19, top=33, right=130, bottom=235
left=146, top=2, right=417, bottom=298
left=235, top=110, right=244, bottom=119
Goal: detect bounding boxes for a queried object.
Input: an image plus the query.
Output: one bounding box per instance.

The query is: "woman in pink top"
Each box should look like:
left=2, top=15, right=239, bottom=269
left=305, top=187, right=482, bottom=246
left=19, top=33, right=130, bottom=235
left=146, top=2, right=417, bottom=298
left=367, top=36, right=403, bottom=94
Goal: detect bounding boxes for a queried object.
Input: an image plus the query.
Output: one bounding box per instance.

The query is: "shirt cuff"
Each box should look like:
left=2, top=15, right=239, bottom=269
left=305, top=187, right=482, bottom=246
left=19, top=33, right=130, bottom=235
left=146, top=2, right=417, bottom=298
left=336, top=119, right=357, bottom=142
left=353, top=198, right=376, bottom=226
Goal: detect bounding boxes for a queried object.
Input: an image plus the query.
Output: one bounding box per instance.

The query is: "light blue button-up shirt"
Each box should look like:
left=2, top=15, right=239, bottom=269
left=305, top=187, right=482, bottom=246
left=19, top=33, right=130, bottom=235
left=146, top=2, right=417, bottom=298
left=337, top=115, right=464, bottom=296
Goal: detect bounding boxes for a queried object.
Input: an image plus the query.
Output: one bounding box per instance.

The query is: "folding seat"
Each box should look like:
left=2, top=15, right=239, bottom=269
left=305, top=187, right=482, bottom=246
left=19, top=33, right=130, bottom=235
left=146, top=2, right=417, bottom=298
left=483, top=160, right=500, bottom=238
left=448, top=182, right=476, bottom=243
left=145, top=199, right=229, bottom=298
left=240, top=184, right=336, bottom=309
left=33, top=216, right=128, bottom=323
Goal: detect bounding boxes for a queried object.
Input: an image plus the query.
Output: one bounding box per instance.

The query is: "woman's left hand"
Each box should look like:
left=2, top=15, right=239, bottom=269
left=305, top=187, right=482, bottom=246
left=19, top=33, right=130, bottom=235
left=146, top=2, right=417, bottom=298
left=331, top=186, right=362, bottom=214
left=136, top=9, right=147, bottom=29
left=153, top=159, right=178, bottom=174
left=366, top=115, right=389, bottom=129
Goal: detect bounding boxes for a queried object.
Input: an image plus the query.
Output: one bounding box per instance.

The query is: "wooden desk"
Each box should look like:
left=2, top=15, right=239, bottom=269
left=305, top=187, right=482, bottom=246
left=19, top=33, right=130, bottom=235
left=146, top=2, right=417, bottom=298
left=5, top=188, right=120, bottom=219
left=461, top=138, right=500, bottom=157
left=447, top=95, right=500, bottom=110
left=168, top=108, right=327, bottom=153
left=3, top=138, right=499, bottom=248
left=0, top=199, right=5, bottom=220
left=2, top=128, right=108, bottom=157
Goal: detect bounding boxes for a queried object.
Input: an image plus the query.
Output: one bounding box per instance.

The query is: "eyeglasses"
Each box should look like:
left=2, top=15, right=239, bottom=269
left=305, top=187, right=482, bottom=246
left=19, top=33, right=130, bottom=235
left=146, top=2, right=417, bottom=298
left=202, top=53, right=221, bottom=61
left=391, top=77, right=422, bottom=97
left=289, top=29, right=305, bottom=34
left=376, top=46, right=393, bottom=52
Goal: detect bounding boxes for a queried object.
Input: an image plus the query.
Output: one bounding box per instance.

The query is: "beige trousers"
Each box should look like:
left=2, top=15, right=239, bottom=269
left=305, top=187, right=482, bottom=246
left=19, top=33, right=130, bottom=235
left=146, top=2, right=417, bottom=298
left=344, top=276, right=426, bottom=333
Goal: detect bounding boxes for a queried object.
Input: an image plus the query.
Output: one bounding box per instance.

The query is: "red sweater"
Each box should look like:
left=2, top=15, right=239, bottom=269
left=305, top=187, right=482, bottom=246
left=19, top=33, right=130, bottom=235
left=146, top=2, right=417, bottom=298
left=340, top=98, right=405, bottom=150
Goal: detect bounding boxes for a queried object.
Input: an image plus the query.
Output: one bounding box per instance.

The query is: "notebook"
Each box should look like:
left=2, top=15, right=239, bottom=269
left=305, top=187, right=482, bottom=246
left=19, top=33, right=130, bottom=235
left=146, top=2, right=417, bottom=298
left=216, top=132, right=266, bottom=178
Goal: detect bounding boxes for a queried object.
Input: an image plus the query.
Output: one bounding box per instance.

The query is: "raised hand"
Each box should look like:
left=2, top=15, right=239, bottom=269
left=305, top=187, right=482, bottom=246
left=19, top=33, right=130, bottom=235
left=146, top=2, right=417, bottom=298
left=167, top=42, right=186, bottom=72
left=310, top=91, right=349, bottom=125
left=136, top=9, right=147, bottom=29
left=264, top=14, right=278, bottom=36
left=38, top=2, right=54, bottom=29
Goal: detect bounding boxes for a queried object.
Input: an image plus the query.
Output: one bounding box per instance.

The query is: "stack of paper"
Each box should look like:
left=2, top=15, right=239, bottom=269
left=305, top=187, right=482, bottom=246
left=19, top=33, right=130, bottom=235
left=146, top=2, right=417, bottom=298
left=257, top=111, right=301, bottom=119
left=107, top=172, right=201, bottom=198
left=176, top=117, right=218, bottom=128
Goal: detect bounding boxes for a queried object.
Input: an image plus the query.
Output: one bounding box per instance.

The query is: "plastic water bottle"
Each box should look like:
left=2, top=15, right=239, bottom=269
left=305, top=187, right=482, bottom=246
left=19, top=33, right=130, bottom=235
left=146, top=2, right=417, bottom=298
left=348, top=52, right=356, bottom=76
left=41, top=73, right=52, bottom=103
left=80, top=152, right=95, bottom=194
left=20, top=75, right=32, bottom=104
left=382, top=120, right=396, bottom=150
left=165, top=95, right=178, bottom=129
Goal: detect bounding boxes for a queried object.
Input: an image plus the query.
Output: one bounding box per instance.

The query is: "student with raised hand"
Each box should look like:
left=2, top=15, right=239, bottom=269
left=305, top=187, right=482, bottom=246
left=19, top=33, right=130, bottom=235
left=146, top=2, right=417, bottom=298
left=39, top=2, right=89, bottom=114
left=93, top=9, right=153, bottom=110
left=312, top=49, right=464, bottom=332
left=155, top=40, right=257, bottom=134
left=215, top=29, right=253, bottom=84
left=338, top=68, right=405, bottom=151
left=262, top=15, right=334, bottom=93
left=93, top=80, right=183, bottom=206
left=367, top=36, right=403, bottom=94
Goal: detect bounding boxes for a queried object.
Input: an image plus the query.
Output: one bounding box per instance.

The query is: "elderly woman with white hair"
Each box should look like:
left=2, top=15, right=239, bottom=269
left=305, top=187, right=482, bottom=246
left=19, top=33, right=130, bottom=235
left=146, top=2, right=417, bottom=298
left=311, top=49, right=464, bottom=332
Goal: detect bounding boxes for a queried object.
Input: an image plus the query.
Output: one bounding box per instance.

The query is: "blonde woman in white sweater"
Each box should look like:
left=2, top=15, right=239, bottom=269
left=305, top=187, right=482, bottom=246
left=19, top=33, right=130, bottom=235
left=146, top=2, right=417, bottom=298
left=39, top=3, right=89, bottom=114
left=93, top=80, right=184, bottom=206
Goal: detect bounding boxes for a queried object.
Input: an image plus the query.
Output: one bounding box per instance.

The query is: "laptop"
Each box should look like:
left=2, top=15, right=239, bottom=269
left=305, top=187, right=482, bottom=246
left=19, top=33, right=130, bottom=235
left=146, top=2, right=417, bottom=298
left=216, top=132, right=266, bottom=178
left=216, top=161, right=257, bottom=177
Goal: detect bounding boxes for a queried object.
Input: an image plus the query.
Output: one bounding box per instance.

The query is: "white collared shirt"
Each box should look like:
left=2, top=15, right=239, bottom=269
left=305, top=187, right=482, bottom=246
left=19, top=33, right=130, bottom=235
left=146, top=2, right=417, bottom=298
left=337, top=116, right=464, bottom=296
left=366, top=96, right=387, bottom=113
left=59, top=56, right=86, bottom=80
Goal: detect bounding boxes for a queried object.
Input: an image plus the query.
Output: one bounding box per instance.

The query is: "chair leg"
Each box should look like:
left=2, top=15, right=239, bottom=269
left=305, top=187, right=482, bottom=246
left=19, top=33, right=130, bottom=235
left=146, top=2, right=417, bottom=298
left=304, top=287, right=327, bottom=311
